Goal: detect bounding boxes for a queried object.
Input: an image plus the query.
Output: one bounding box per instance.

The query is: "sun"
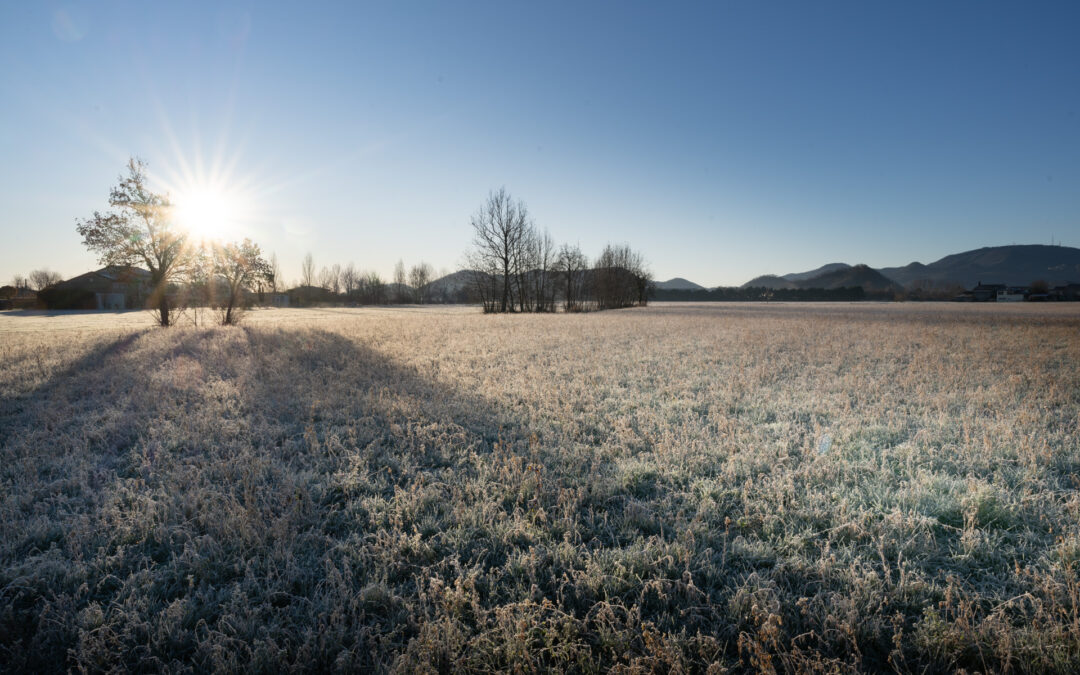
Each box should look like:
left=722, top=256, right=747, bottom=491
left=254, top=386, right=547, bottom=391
left=173, top=185, right=243, bottom=241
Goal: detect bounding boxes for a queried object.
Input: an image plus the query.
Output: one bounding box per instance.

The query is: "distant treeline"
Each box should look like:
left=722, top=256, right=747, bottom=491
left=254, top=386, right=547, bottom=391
left=654, top=286, right=872, bottom=301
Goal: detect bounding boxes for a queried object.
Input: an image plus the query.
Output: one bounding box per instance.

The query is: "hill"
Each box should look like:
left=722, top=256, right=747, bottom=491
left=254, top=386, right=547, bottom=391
left=741, top=265, right=900, bottom=293
left=797, top=264, right=903, bottom=293
left=427, top=269, right=474, bottom=294
left=880, top=244, right=1080, bottom=288
left=654, top=277, right=705, bottom=291
left=782, top=262, right=851, bottom=282
left=741, top=275, right=797, bottom=289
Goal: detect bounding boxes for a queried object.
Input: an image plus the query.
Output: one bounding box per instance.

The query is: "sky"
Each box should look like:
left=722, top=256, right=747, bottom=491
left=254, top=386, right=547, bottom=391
left=1, top=1, right=1078, bottom=288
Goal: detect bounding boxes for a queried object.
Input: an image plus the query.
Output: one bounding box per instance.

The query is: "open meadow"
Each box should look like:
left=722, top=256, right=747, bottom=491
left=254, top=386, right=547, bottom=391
left=2, top=302, right=1080, bottom=672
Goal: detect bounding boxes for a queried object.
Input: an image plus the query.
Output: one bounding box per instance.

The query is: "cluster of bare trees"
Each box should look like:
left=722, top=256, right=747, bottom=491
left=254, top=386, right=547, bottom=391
left=77, top=158, right=271, bottom=326
left=593, top=243, right=652, bottom=309
left=294, top=254, right=445, bottom=306
left=466, top=188, right=652, bottom=313
left=7, top=270, right=63, bottom=292
left=299, top=254, right=388, bottom=303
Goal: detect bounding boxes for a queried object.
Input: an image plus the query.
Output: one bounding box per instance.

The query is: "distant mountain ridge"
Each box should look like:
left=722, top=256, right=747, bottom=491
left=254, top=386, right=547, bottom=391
left=782, top=263, right=851, bottom=282
left=801, top=264, right=902, bottom=292
left=878, top=245, right=1080, bottom=288
left=742, top=244, right=1080, bottom=290
left=741, top=275, right=796, bottom=290
left=742, top=264, right=900, bottom=292
left=654, top=277, right=705, bottom=291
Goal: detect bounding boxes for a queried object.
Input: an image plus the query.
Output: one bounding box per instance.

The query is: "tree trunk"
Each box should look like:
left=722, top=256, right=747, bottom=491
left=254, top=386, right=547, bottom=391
left=158, top=294, right=170, bottom=327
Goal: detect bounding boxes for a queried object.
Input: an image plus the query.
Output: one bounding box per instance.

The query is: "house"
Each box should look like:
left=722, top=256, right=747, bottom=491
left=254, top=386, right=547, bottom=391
left=41, top=266, right=152, bottom=310
left=287, top=285, right=335, bottom=307
left=996, top=286, right=1027, bottom=302
left=1049, top=283, right=1080, bottom=301
left=971, top=282, right=1006, bottom=302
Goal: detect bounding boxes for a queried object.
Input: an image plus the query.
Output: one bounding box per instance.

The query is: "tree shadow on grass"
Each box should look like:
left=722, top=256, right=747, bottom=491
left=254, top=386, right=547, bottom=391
left=0, top=326, right=537, bottom=672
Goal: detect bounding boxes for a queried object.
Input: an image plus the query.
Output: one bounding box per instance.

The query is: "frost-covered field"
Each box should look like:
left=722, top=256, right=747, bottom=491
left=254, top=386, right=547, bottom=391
left=2, top=303, right=1079, bottom=672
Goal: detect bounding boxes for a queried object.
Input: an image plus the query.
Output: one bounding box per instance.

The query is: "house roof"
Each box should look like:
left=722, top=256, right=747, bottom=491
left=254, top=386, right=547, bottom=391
left=56, top=266, right=151, bottom=290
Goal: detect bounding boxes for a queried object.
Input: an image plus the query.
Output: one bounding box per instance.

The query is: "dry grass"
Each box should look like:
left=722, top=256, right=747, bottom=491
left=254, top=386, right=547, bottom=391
left=2, top=302, right=1079, bottom=672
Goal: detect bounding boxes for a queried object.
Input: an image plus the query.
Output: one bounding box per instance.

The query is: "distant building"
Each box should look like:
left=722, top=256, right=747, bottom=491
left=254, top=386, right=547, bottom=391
left=997, top=287, right=1027, bottom=302
left=0, top=285, right=37, bottom=310
left=43, top=266, right=152, bottom=310
left=971, top=282, right=1006, bottom=302
left=286, top=285, right=335, bottom=307
left=1050, top=283, right=1080, bottom=301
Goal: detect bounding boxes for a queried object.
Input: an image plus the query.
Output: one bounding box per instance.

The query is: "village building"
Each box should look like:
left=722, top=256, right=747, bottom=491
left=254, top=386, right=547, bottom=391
left=42, top=266, right=152, bottom=310
left=996, top=286, right=1027, bottom=302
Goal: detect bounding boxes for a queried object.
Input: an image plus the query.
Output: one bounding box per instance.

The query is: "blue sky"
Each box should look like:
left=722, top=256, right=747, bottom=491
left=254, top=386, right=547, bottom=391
left=1, top=1, right=1078, bottom=287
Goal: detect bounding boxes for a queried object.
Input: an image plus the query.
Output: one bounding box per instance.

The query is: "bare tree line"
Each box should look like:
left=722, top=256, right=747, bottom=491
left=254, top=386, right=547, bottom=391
left=466, top=188, right=652, bottom=313
left=291, top=254, right=451, bottom=307
left=7, top=270, right=63, bottom=291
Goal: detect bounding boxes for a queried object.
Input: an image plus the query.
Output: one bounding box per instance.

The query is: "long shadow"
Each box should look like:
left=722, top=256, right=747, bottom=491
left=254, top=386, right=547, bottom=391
left=0, top=331, right=143, bottom=448
left=0, top=325, right=535, bottom=671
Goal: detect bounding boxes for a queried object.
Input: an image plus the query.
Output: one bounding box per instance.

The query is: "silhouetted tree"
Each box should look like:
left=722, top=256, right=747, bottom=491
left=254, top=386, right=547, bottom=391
left=77, top=158, right=192, bottom=326
left=301, top=253, right=316, bottom=288
left=556, top=244, right=589, bottom=312
left=467, top=188, right=531, bottom=313
left=361, top=270, right=386, bottom=304
left=409, top=262, right=433, bottom=303
left=28, top=269, right=63, bottom=291
left=393, top=259, right=409, bottom=303
left=342, top=263, right=358, bottom=300
left=268, top=253, right=282, bottom=293
left=529, top=229, right=556, bottom=311
left=213, top=238, right=270, bottom=325
left=594, top=243, right=650, bottom=309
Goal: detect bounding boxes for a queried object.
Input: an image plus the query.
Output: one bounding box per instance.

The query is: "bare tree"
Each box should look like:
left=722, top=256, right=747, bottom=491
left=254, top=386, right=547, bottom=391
left=10, top=274, right=28, bottom=290
left=467, top=188, right=532, bottom=313
left=301, top=252, right=316, bottom=288
left=342, top=263, right=358, bottom=301
left=268, top=253, right=282, bottom=293
left=28, top=269, right=63, bottom=291
left=329, top=264, right=342, bottom=295
left=361, top=270, right=386, bottom=304
left=409, top=262, right=433, bottom=304
left=181, top=244, right=214, bottom=326
left=530, top=229, right=556, bottom=312
left=77, top=158, right=193, bottom=326
left=594, top=243, right=650, bottom=309
left=556, top=243, right=589, bottom=312
left=628, top=249, right=653, bottom=306
left=393, top=259, right=408, bottom=303
left=213, top=239, right=270, bottom=325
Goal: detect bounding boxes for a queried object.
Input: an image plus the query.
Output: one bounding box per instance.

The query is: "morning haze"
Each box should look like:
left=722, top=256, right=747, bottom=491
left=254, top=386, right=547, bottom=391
left=2, top=2, right=1080, bottom=672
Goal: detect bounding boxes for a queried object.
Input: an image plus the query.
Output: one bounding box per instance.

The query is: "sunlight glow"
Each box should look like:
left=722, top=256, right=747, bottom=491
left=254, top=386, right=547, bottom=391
left=173, top=184, right=246, bottom=241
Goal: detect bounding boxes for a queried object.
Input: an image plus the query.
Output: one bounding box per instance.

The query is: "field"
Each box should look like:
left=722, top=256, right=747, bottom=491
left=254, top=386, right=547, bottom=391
left=2, top=302, right=1080, bottom=672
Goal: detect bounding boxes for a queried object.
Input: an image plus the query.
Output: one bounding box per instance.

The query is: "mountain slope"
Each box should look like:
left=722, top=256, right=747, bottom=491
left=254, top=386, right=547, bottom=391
left=880, top=245, right=1080, bottom=287
left=741, top=275, right=797, bottom=289
left=782, top=262, right=851, bottom=282
left=795, top=264, right=903, bottom=292
left=654, top=277, right=705, bottom=291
